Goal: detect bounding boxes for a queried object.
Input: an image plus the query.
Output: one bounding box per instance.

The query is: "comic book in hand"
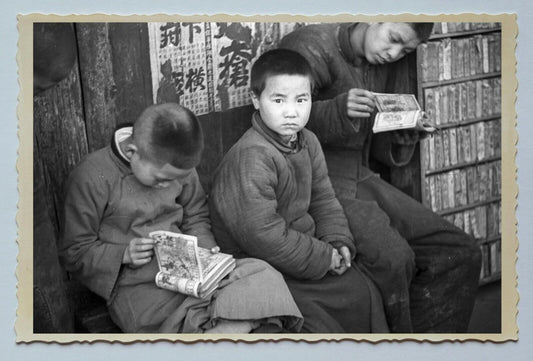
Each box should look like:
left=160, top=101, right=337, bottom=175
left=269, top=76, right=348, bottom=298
left=150, top=230, right=236, bottom=299
left=372, top=92, right=437, bottom=134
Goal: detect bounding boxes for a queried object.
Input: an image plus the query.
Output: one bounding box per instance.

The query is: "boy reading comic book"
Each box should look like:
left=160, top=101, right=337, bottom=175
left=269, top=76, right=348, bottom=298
left=59, top=103, right=303, bottom=333
left=151, top=230, right=235, bottom=299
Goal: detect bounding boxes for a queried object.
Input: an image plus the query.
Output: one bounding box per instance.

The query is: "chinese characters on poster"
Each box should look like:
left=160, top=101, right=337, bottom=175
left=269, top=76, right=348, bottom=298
left=149, top=22, right=306, bottom=114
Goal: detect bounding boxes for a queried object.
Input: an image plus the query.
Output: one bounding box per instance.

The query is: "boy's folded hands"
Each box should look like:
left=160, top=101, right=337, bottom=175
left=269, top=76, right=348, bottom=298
left=329, top=246, right=352, bottom=275
left=123, top=237, right=155, bottom=268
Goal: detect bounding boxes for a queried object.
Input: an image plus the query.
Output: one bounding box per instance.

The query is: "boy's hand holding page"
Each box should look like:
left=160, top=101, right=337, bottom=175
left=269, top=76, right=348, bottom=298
left=150, top=231, right=235, bottom=299
left=123, top=238, right=155, bottom=268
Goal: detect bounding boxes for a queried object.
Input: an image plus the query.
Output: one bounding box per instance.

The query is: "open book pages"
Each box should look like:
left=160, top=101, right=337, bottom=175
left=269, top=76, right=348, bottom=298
left=372, top=92, right=437, bottom=134
left=150, top=230, right=236, bottom=299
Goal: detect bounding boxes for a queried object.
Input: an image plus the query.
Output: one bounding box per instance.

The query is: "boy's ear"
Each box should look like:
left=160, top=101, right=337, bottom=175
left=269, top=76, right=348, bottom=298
left=250, top=91, right=260, bottom=110
left=124, top=143, right=138, bottom=160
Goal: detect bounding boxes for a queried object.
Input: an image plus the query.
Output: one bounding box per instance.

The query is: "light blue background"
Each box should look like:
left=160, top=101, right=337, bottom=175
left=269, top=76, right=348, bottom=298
left=3, top=1, right=530, bottom=360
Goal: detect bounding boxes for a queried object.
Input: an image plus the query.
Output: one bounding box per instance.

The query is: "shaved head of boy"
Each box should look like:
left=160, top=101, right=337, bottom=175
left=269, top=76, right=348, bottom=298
left=123, top=103, right=204, bottom=188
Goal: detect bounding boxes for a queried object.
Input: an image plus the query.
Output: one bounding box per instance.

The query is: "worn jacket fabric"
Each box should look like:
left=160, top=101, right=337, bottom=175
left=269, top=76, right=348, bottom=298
left=59, top=127, right=303, bottom=333
left=210, top=112, right=355, bottom=280
left=59, top=146, right=215, bottom=303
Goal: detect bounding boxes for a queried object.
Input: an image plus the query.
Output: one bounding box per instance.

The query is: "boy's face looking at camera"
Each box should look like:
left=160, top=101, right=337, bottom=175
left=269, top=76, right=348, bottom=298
left=251, top=73, right=312, bottom=142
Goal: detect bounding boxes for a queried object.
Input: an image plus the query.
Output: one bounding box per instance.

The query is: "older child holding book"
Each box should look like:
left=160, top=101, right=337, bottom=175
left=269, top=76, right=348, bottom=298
left=280, top=22, right=481, bottom=332
left=59, top=103, right=303, bottom=333
left=209, top=49, right=388, bottom=333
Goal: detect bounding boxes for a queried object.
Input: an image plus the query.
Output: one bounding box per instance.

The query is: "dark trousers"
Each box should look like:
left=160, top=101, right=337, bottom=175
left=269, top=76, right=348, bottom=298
left=333, top=173, right=482, bottom=333
left=285, top=263, right=389, bottom=333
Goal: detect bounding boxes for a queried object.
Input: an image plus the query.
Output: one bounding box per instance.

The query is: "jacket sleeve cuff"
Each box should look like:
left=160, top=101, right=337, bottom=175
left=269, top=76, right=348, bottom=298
left=321, top=237, right=356, bottom=259
left=335, top=92, right=363, bottom=133
left=312, top=244, right=334, bottom=280
left=100, top=243, right=128, bottom=301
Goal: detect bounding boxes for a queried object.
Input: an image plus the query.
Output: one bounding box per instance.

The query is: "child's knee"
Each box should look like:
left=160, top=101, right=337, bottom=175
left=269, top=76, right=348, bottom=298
left=357, top=241, right=415, bottom=279
left=360, top=234, right=414, bottom=264
left=386, top=245, right=416, bottom=276
left=233, top=258, right=285, bottom=283
left=456, top=233, right=482, bottom=272
left=237, top=257, right=279, bottom=273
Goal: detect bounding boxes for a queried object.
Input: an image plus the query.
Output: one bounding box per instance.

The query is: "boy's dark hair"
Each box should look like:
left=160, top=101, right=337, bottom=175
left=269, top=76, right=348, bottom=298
left=250, top=48, right=314, bottom=96
left=134, top=103, right=204, bottom=169
left=407, top=23, right=434, bottom=43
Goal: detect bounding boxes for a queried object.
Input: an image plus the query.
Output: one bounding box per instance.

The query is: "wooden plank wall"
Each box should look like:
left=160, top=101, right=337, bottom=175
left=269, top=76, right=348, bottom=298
left=34, top=58, right=87, bottom=333
left=34, top=23, right=154, bottom=233
left=33, top=23, right=154, bottom=332
left=35, top=23, right=251, bottom=223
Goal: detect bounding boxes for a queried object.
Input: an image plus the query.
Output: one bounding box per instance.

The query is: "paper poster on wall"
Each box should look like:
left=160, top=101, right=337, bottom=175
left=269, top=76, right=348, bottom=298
left=148, top=22, right=306, bottom=114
